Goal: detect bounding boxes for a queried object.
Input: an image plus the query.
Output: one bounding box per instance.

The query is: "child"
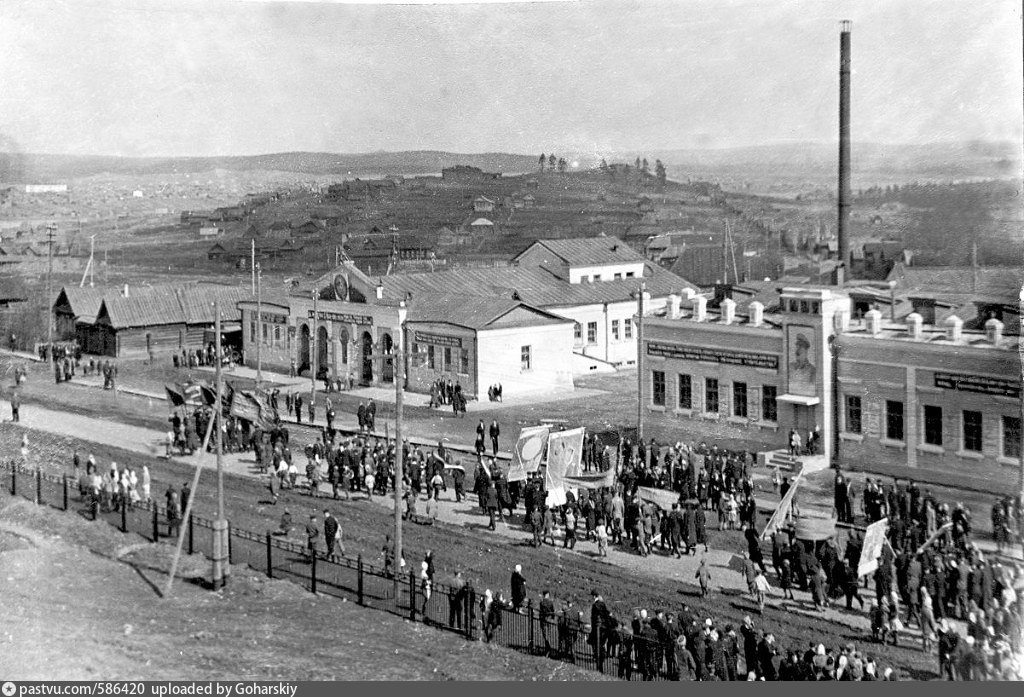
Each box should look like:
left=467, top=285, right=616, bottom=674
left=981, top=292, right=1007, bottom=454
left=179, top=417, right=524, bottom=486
left=595, top=517, right=609, bottom=557
left=754, top=569, right=772, bottom=614
left=780, top=559, right=795, bottom=600
left=727, top=494, right=739, bottom=531
left=696, top=556, right=711, bottom=597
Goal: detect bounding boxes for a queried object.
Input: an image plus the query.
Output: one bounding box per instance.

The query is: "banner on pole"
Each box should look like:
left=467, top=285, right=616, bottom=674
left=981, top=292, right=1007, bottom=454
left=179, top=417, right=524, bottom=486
left=761, top=472, right=802, bottom=540
left=544, top=427, right=585, bottom=492
left=507, top=425, right=550, bottom=482
left=637, top=486, right=680, bottom=510
left=858, top=518, right=889, bottom=577
left=545, top=486, right=567, bottom=508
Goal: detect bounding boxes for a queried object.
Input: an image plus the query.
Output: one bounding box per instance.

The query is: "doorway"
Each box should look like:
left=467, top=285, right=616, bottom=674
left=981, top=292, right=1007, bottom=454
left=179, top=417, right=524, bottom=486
left=381, top=333, right=394, bottom=383
left=317, top=326, right=329, bottom=380
left=298, top=324, right=310, bottom=374
left=361, top=331, right=374, bottom=384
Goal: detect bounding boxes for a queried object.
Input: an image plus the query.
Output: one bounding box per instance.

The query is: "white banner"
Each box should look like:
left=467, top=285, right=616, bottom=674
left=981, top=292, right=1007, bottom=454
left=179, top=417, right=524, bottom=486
left=545, top=486, right=567, bottom=508
left=858, top=518, right=889, bottom=578
left=507, top=425, right=550, bottom=482
left=761, top=472, right=802, bottom=540
left=637, top=486, right=680, bottom=510
left=544, top=427, right=585, bottom=492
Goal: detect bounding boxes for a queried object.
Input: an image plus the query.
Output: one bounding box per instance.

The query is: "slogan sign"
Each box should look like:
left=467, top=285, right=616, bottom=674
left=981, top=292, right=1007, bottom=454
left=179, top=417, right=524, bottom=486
left=544, top=427, right=585, bottom=492
left=934, top=372, right=1020, bottom=399
left=858, top=518, right=889, bottom=578
left=647, top=341, right=779, bottom=370
left=259, top=312, right=288, bottom=324
left=308, top=310, right=373, bottom=325
left=414, top=331, right=462, bottom=348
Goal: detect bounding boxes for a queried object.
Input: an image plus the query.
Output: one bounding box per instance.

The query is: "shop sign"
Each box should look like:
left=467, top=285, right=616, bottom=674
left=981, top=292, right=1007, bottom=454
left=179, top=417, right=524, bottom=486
left=646, top=341, right=778, bottom=370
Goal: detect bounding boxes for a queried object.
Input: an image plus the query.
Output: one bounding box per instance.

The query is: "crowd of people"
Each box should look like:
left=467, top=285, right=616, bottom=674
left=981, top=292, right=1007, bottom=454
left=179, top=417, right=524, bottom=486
left=428, top=377, right=467, bottom=416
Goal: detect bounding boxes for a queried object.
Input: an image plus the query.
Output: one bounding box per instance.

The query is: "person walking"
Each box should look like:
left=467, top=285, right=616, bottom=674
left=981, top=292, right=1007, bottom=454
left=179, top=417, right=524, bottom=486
left=696, top=556, right=712, bottom=597
left=489, top=419, right=500, bottom=456
left=10, top=390, right=19, bottom=422
left=323, top=510, right=342, bottom=558
left=305, top=514, right=319, bottom=562
left=510, top=564, right=527, bottom=612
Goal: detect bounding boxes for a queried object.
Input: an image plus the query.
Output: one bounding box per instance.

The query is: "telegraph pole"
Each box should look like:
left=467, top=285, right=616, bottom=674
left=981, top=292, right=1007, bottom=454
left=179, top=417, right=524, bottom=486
left=392, top=301, right=407, bottom=598
left=311, top=288, right=318, bottom=404
left=636, top=281, right=645, bottom=442
left=45, top=225, right=56, bottom=362
left=255, top=263, right=262, bottom=386
left=212, top=301, right=229, bottom=589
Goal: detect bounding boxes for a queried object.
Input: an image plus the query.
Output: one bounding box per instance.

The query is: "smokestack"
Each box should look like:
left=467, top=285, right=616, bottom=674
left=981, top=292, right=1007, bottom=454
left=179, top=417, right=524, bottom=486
left=837, top=20, right=852, bottom=280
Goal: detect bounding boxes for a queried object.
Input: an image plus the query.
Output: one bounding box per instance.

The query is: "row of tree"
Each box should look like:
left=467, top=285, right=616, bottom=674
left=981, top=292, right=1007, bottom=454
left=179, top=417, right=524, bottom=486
left=538, top=153, right=568, bottom=172
left=537, top=153, right=668, bottom=184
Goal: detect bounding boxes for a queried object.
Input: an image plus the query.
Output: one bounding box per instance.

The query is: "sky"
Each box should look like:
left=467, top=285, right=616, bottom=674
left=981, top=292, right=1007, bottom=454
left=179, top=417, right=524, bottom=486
left=0, top=0, right=1021, bottom=157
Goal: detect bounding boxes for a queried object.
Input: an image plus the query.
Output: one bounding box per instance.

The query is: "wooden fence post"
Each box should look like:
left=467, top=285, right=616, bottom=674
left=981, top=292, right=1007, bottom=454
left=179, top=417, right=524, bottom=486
left=62, top=475, right=69, bottom=511
left=310, top=550, right=318, bottom=595
left=121, top=497, right=128, bottom=533
left=188, top=515, right=194, bottom=555
left=35, top=468, right=41, bottom=505
left=152, top=506, right=159, bottom=541
left=266, top=533, right=273, bottom=579
left=357, top=555, right=364, bottom=605
left=409, top=569, right=417, bottom=621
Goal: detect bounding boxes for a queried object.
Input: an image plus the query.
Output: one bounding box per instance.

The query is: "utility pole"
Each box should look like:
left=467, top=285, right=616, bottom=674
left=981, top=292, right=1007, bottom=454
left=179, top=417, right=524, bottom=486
left=80, top=235, right=95, bottom=288
left=636, top=281, right=645, bottom=443
left=45, top=225, right=56, bottom=362
left=251, top=239, right=256, bottom=295
left=393, top=302, right=407, bottom=599
left=212, top=301, right=229, bottom=589
left=255, top=263, right=262, bottom=386
left=311, top=288, right=318, bottom=402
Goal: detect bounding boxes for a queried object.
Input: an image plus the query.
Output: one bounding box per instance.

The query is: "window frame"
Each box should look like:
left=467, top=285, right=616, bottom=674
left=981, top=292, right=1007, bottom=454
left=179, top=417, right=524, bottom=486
left=678, top=374, right=692, bottom=410
left=1002, top=415, right=1021, bottom=460
left=705, top=378, right=720, bottom=414
left=586, top=321, right=598, bottom=345
left=520, top=345, right=532, bottom=372
left=963, top=410, right=983, bottom=453
left=845, top=395, right=862, bottom=434
left=762, top=385, right=778, bottom=423
left=652, top=370, right=666, bottom=407
left=886, top=400, right=904, bottom=442
left=923, top=405, right=943, bottom=447
left=611, top=319, right=620, bottom=341
left=733, top=381, right=748, bottom=418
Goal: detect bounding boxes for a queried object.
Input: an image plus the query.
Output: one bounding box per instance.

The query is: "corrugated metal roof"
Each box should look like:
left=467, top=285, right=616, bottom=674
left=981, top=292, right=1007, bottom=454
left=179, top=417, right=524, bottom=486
left=380, top=261, right=696, bottom=309
left=95, top=284, right=250, bottom=330
left=406, top=297, right=569, bottom=331
left=518, top=236, right=646, bottom=266
left=888, top=263, right=1023, bottom=301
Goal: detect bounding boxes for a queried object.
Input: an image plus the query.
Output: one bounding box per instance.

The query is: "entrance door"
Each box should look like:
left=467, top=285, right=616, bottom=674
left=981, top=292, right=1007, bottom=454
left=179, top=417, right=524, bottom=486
left=361, top=331, right=374, bottom=384
left=317, top=326, right=329, bottom=380
left=381, top=333, right=394, bottom=383
left=298, top=324, right=311, bottom=375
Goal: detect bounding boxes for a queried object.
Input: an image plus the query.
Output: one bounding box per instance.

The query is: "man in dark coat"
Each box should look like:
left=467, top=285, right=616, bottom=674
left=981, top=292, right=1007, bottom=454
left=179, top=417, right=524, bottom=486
left=589, top=590, right=612, bottom=672
left=510, top=564, right=527, bottom=611
left=488, top=419, right=500, bottom=456
left=305, top=514, right=319, bottom=561
left=323, top=509, right=340, bottom=558
left=694, top=503, right=708, bottom=552
left=757, top=633, right=778, bottom=680
left=740, top=616, right=758, bottom=677
left=538, top=590, right=557, bottom=656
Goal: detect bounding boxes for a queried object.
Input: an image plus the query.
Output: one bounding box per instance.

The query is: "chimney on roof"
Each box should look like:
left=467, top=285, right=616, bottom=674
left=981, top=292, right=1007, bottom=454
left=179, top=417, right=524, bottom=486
left=376, top=279, right=383, bottom=300
left=692, top=295, right=707, bottom=322
left=985, top=318, right=1003, bottom=345
left=837, top=20, right=852, bottom=276
left=906, top=312, right=923, bottom=341
left=668, top=294, right=681, bottom=319
left=721, top=298, right=736, bottom=325
left=749, top=301, right=764, bottom=327
left=865, top=309, right=882, bottom=336
left=123, top=284, right=129, bottom=298
left=833, top=308, right=849, bottom=333
left=944, top=315, right=962, bottom=342
left=681, top=287, right=696, bottom=301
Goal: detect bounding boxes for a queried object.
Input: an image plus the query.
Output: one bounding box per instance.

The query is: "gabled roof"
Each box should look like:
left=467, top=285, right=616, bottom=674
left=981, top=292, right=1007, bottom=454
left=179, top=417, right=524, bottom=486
left=887, top=263, right=1022, bottom=302
left=53, top=286, right=107, bottom=323
left=406, top=296, right=570, bottom=331
left=378, top=260, right=696, bottom=309
left=514, top=236, right=645, bottom=267
left=94, top=284, right=250, bottom=330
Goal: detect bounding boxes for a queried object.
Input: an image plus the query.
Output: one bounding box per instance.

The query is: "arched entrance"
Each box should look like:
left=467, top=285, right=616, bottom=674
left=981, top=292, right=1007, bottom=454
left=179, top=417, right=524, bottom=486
left=361, top=331, right=374, bottom=384
left=381, top=333, right=394, bottom=383
left=340, top=328, right=349, bottom=364
left=298, top=324, right=311, bottom=374
left=317, top=326, right=329, bottom=380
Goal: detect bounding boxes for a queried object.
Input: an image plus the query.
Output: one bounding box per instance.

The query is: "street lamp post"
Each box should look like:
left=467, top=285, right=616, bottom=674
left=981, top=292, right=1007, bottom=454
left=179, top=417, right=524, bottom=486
left=255, top=263, right=262, bottom=386
left=212, top=300, right=229, bottom=589
left=393, top=302, right=407, bottom=598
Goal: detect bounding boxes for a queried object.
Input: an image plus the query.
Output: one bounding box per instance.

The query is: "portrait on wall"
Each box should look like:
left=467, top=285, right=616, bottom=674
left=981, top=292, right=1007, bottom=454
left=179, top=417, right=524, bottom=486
left=786, top=326, right=817, bottom=397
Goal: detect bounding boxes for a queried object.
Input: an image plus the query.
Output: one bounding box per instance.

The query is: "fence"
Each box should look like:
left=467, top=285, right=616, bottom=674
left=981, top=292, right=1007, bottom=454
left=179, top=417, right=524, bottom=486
left=3, top=459, right=684, bottom=681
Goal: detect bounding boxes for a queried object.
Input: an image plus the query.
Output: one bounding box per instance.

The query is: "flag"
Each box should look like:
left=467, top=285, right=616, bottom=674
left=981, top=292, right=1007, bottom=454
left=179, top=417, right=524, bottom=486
left=181, top=381, right=202, bottom=405
left=199, top=383, right=218, bottom=407
left=637, top=486, right=680, bottom=510
left=230, top=390, right=276, bottom=430
left=443, top=462, right=465, bottom=472
left=761, top=472, right=802, bottom=540
left=164, top=384, right=186, bottom=407
left=507, top=425, right=550, bottom=482
left=564, top=467, right=616, bottom=490
left=544, top=427, right=585, bottom=492
left=858, top=518, right=889, bottom=577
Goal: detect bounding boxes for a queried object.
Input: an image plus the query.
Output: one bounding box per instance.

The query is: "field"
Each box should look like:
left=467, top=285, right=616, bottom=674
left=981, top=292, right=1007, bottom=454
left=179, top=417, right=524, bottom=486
left=0, top=494, right=609, bottom=681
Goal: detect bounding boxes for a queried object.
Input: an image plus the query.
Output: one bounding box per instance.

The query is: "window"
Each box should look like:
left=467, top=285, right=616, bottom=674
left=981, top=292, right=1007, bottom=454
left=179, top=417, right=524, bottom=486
left=762, top=386, right=777, bottom=422
left=923, top=405, right=943, bottom=447
left=614, top=273, right=623, bottom=280
left=705, top=378, right=719, bottom=414
left=459, top=348, right=470, bottom=375
left=411, top=342, right=418, bottom=356
left=427, top=345, right=435, bottom=370
left=810, top=302, right=820, bottom=314
left=963, top=410, right=982, bottom=452
left=1003, top=416, right=1021, bottom=459
left=443, top=347, right=452, bottom=371
left=799, top=300, right=809, bottom=314
left=626, top=272, right=635, bottom=278
left=678, top=374, right=692, bottom=410
left=652, top=370, right=666, bottom=406
left=845, top=395, right=862, bottom=434
left=262, top=323, right=269, bottom=344
left=573, top=322, right=582, bottom=344
left=611, top=320, right=620, bottom=341
left=733, top=382, right=748, bottom=418
left=624, top=319, right=633, bottom=340
left=521, top=345, right=532, bottom=371
left=274, top=326, right=281, bottom=346
left=587, top=321, right=598, bottom=345
left=886, top=400, right=904, bottom=441
left=249, top=321, right=256, bottom=342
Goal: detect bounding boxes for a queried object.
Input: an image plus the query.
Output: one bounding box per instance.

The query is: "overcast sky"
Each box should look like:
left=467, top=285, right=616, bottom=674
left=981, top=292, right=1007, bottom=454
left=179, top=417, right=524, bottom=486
left=1, top=0, right=1020, bottom=157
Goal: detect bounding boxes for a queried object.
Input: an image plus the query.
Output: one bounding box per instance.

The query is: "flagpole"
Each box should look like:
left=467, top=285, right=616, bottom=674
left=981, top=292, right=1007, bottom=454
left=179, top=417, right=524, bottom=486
left=212, top=300, right=229, bottom=589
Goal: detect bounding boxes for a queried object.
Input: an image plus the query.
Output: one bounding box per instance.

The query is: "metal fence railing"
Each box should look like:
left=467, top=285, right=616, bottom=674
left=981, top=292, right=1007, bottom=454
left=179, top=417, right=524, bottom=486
left=3, top=459, right=685, bottom=681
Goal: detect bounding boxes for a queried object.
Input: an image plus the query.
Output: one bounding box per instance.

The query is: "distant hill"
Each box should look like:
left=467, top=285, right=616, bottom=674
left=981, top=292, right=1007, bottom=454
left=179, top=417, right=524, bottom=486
left=0, top=151, right=540, bottom=182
